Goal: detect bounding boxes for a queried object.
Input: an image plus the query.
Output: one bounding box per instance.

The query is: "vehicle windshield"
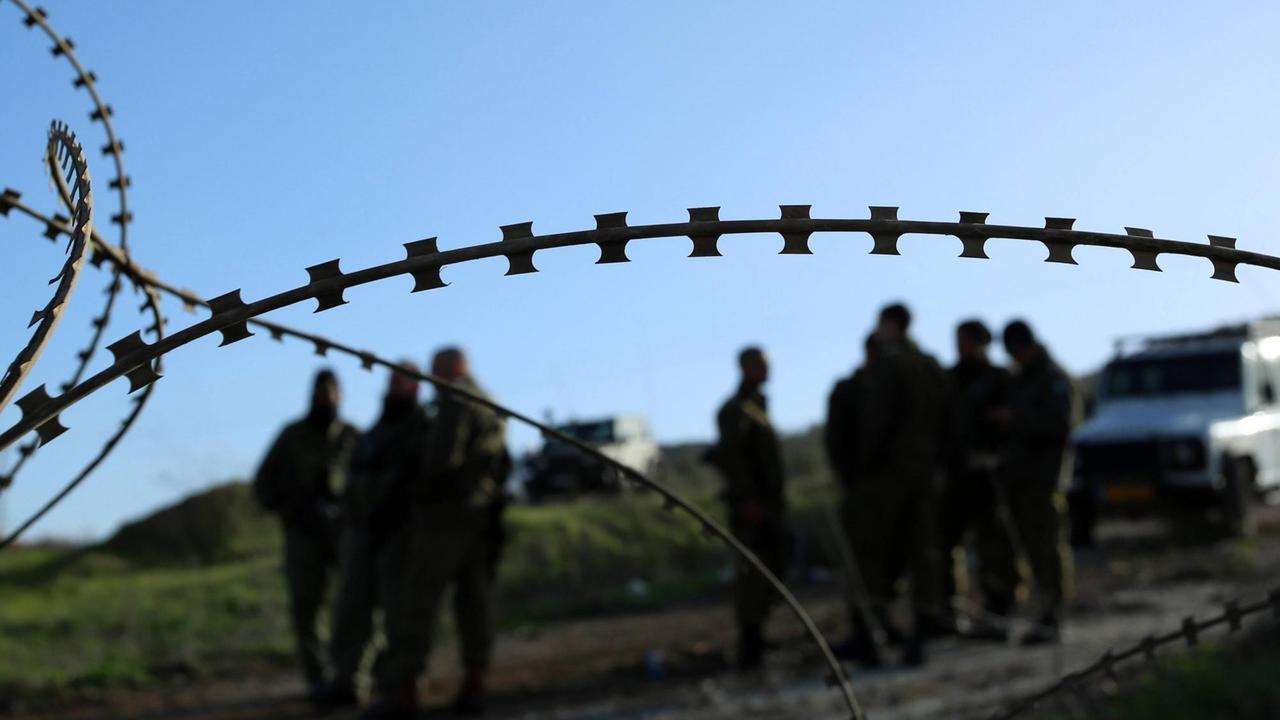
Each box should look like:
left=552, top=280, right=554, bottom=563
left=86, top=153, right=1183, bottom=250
left=1102, top=352, right=1240, bottom=398
left=554, top=420, right=615, bottom=444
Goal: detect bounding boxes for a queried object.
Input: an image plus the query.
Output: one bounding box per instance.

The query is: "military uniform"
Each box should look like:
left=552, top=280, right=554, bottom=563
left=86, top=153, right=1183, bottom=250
left=998, top=345, right=1075, bottom=624
left=374, top=376, right=508, bottom=699
left=328, top=402, right=430, bottom=691
left=715, top=381, right=788, bottom=662
left=253, top=415, right=359, bottom=686
left=940, top=356, right=1017, bottom=620
left=844, top=339, right=947, bottom=648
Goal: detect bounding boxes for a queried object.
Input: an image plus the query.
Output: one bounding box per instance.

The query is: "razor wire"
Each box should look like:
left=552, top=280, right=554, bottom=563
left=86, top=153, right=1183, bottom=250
left=3, top=208, right=1274, bottom=452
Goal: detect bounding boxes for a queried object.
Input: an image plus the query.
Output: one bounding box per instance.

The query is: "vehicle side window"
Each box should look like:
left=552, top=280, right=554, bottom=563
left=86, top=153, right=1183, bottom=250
left=1265, top=359, right=1280, bottom=407
left=1255, top=338, right=1280, bottom=408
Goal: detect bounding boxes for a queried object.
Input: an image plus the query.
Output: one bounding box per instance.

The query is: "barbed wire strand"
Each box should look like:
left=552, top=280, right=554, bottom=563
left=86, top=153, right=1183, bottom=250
left=992, top=586, right=1280, bottom=719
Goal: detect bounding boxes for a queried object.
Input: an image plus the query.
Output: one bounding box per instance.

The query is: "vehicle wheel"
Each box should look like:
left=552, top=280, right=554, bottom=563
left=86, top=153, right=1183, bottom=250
left=1067, top=487, right=1096, bottom=548
left=1221, top=457, right=1259, bottom=539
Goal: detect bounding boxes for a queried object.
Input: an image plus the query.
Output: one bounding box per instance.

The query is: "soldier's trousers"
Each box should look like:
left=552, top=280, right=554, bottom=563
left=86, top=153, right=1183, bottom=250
left=283, top=525, right=336, bottom=685
left=842, top=466, right=940, bottom=626
left=998, top=469, right=1072, bottom=615
left=375, top=505, right=494, bottom=693
left=730, top=516, right=789, bottom=627
left=329, top=525, right=411, bottom=687
left=938, top=468, right=1017, bottom=616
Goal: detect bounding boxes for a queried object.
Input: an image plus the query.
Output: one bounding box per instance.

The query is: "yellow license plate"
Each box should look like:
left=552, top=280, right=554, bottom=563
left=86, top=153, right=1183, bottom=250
left=1105, top=483, right=1155, bottom=504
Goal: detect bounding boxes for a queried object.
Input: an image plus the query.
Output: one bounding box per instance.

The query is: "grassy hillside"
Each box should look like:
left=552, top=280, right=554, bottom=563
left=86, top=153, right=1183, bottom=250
left=0, top=430, right=842, bottom=701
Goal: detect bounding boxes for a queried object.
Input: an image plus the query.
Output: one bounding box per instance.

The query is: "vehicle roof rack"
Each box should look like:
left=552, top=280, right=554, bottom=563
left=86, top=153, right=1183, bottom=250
left=1110, top=317, right=1280, bottom=358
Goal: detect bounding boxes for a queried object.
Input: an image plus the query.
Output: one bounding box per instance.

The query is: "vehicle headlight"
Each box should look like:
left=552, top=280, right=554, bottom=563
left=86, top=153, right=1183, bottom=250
left=1159, top=439, right=1205, bottom=470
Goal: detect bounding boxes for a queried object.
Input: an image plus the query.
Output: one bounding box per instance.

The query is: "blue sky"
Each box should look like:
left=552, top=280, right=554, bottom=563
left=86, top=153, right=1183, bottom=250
left=2, top=1, right=1278, bottom=540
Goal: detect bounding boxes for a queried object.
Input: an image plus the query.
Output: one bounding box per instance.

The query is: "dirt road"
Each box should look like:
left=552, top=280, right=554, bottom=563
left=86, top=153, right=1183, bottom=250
left=16, top=520, right=1280, bottom=720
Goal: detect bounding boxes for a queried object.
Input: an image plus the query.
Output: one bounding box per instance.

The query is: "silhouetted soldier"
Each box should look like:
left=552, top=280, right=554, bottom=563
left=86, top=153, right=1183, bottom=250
left=996, top=320, right=1075, bottom=645
left=826, top=333, right=897, bottom=664
left=253, top=369, right=359, bottom=696
left=714, top=346, right=788, bottom=670
left=844, top=303, right=948, bottom=666
left=367, top=348, right=508, bottom=719
left=938, top=320, right=1017, bottom=638
left=319, top=363, right=430, bottom=707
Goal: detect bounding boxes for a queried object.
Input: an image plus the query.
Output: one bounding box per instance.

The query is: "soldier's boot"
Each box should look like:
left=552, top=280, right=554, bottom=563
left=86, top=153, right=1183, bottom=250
left=900, top=612, right=930, bottom=668
left=965, top=597, right=1013, bottom=642
left=360, top=681, right=418, bottom=720
left=448, top=669, right=488, bottom=717
left=831, top=616, right=882, bottom=668
left=916, top=612, right=955, bottom=641
left=311, top=678, right=359, bottom=708
left=1020, top=609, right=1062, bottom=646
left=900, top=634, right=926, bottom=668
left=737, top=622, right=765, bottom=670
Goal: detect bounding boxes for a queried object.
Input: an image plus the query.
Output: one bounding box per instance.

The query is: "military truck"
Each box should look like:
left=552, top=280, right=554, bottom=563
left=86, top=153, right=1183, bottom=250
left=1069, top=320, right=1280, bottom=545
left=522, top=416, right=661, bottom=501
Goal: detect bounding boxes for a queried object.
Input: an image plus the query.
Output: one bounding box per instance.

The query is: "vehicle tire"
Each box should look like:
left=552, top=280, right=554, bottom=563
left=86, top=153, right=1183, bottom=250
left=1067, top=487, right=1097, bottom=548
left=1221, top=456, right=1259, bottom=539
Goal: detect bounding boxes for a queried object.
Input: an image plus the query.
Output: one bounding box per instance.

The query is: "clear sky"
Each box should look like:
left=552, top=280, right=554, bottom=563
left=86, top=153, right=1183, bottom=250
left=1, top=1, right=1278, bottom=540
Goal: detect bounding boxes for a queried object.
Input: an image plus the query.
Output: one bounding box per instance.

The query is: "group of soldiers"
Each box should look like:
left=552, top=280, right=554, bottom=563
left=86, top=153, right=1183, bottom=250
left=253, top=348, right=509, bottom=718
left=714, top=303, right=1075, bottom=669
left=251, top=307, right=1073, bottom=713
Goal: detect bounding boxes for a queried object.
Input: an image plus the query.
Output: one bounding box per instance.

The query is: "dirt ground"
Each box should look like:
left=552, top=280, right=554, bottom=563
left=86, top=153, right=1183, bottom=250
left=14, top=516, right=1280, bottom=720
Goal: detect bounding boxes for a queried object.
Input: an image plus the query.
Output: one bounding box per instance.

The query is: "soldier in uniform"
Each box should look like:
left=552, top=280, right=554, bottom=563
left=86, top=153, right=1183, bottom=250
left=826, top=333, right=896, bottom=663
left=253, top=369, right=359, bottom=696
left=319, top=362, right=430, bottom=707
left=366, top=348, right=508, bottom=719
left=938, top=320, right=1017, bottom=638
left=996, top=320, right=1075, bottom=645
left=841, top=303, right=948, bottom=666
left=714, top=346, right=788, bottom=670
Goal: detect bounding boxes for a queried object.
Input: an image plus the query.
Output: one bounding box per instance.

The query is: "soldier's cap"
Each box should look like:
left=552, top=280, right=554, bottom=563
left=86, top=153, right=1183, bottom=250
left=879, top=302, right=912, bottom=331
left=957, top=319, right=992, bottom=345
left=1003, top=320, right=1036, bottom=348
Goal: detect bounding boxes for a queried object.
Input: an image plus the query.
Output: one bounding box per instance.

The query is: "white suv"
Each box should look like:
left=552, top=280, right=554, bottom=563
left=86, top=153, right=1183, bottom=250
left=1069, top=321, right=1280, bottom=544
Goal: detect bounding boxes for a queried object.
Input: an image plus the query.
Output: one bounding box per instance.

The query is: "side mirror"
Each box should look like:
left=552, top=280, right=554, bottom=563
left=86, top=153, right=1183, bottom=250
left=1263, top=381, right=1276, bottom=406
